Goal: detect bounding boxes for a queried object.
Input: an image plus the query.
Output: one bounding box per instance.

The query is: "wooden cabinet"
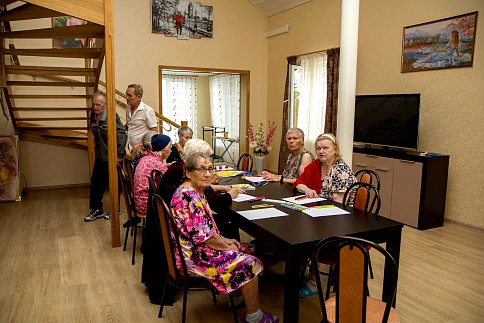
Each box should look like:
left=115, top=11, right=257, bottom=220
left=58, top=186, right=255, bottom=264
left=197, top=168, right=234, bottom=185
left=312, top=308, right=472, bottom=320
left=353, top=147, right=449, bottom=230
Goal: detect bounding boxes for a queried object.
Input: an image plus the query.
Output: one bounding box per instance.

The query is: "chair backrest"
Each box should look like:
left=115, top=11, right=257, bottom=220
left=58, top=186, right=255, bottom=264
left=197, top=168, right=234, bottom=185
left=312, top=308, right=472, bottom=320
left=355, top=169, right=380, bottom=191
left=237, top=153, right=253, bottom=172
left=123, top=157, right=135, bottom=190
left=152, top=194, right=186, bottom=281
left=117, top=164, right=137, bottom=222
left=312, top=236, right=398, bottom=323
left=151, top=169, right=163, bottom=190
left=343, top=182, right=381, bottom=215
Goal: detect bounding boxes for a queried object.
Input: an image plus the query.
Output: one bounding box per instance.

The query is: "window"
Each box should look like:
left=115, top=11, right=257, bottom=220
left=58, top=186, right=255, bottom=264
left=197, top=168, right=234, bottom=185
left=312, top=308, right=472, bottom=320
left=288, top=52, right=327, bottom=152
left=161, top=75, right=197, bottom=140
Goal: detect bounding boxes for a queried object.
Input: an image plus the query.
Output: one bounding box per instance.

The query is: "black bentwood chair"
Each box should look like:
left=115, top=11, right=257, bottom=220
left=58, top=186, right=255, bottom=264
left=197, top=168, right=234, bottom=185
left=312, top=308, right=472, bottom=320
left=151, top=194, right=239, bottom=323
left=237, top=153, right=253, bottom=173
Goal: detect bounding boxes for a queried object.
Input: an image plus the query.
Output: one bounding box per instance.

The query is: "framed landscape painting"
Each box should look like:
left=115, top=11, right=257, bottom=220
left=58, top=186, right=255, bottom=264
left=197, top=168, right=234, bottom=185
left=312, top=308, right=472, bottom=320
left=401, top=12, right=478, bottom=73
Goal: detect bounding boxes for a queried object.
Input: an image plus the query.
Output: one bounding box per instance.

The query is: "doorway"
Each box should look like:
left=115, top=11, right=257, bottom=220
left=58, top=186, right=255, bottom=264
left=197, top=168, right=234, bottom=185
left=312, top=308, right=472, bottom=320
left=159, top=66, right=249, bottom=164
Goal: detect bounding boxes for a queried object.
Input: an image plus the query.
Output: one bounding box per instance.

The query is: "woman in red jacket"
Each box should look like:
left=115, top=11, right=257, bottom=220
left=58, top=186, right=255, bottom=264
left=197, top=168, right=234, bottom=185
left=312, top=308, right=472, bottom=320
left=293, top=133, right=356, bottom=204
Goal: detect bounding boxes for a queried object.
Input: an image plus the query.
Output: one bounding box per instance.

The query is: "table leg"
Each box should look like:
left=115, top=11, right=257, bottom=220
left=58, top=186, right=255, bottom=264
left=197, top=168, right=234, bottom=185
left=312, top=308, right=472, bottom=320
left=283, top=251, right=303, bottom=323
left=383, top=226, right=402, bottom=307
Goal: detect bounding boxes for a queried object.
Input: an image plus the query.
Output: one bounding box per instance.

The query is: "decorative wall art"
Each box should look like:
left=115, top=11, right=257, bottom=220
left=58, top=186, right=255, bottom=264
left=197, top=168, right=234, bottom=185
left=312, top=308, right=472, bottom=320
left=151, top=0, right=213, bottom=39
left=0, top=136, right=20, bottom=202
left=52, top=16, right=90, bottom=49
left=401, top=11, right=478, bottom=73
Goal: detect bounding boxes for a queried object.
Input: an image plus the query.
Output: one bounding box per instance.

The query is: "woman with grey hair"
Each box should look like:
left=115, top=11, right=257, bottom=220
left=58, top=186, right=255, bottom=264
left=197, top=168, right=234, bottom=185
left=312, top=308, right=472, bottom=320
left=167, top=126, right=193, bottom=163
left=262, top=128, right=314, bottom=184
left=159, top=139, right=243, bottom=240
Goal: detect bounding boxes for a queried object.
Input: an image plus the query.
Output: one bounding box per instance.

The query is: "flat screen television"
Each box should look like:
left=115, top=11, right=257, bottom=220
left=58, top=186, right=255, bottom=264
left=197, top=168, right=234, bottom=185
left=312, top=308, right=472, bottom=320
left=353, top=94, right=420, bottom=150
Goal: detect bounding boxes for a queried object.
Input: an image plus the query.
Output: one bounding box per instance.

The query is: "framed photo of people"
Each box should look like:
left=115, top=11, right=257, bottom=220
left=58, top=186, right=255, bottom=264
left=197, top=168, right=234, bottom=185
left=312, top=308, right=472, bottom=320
left=401, top=11, right=478, bottom=73
left=151, top=0, right=213, bottom=39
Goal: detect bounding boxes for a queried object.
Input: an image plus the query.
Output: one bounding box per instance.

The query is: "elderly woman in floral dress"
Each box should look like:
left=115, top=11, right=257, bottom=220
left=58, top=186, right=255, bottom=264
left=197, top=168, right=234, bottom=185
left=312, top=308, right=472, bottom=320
left=170, top=153, right=279, bottom=323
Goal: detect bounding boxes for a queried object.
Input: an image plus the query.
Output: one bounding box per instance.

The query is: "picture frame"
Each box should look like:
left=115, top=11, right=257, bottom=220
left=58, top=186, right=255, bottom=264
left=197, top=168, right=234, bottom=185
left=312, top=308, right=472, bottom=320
left=151, top=0, right=213, bottom=39
left=401, top=11, right=478, bottom=73
left=52, top=16, right=88, bottom=49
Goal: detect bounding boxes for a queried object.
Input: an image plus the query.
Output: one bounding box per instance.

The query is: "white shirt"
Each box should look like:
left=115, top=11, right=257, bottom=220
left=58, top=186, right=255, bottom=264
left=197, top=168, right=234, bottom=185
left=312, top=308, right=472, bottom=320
left=126, top=101, right=158, bottom=148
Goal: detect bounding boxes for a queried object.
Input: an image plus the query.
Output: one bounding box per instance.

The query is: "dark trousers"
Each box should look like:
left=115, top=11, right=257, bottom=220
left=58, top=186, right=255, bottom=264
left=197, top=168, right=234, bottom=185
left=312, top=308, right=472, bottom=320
left=89, top=158, right=109, bottom=211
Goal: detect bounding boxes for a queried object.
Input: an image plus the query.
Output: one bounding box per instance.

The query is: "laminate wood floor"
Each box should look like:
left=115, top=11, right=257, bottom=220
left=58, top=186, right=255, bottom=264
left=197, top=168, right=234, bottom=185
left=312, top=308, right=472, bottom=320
left=0, top=187, right=483, bottom=322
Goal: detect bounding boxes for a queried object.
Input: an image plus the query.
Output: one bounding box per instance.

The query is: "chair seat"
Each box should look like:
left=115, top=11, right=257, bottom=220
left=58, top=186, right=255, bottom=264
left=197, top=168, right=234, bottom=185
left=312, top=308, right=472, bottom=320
left=325, top=296, right=400, bottom=323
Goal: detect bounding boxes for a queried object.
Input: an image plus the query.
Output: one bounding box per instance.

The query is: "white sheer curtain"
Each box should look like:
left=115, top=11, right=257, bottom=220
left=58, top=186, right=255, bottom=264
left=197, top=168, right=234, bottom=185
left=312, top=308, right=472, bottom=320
left=161, top=75, right=197, bottom=141
left=298, top=52, right=327, bottom=155
left=209, top=74, right=240, bottom=163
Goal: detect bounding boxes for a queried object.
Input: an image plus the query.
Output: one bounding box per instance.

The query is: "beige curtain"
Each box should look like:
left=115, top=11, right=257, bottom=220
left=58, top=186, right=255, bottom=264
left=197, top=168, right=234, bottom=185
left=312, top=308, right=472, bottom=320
left=278, top=56, right=298, bottom=174
left=324, top=48, right=340, bottom=134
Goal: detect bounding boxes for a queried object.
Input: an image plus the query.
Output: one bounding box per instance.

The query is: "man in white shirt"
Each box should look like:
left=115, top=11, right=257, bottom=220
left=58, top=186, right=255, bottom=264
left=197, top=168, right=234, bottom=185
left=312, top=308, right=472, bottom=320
left=125, top=84, right=158, bottom=150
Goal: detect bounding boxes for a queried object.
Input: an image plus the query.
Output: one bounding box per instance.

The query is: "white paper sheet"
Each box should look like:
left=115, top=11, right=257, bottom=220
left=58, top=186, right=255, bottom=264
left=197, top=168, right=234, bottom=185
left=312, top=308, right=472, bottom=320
left=237, top=208, right=288, bottom=221
left=233, top=193, right=257, bottom=202
left=243, top=176, right=266, bottom=183
left=282, top=195, right=326, bottom=205
left=302, top=206, right=350, bottom=217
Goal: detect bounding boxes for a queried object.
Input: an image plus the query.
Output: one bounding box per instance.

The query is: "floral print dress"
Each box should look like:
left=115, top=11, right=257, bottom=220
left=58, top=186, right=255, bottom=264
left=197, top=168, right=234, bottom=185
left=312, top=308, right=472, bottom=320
left=134, top=151, right=167, bottom=213
left=170, top=186, right=263, bottom=294
left=281, top=148, right=315, bottom=179
left=319, top=159, right=356, bottom=202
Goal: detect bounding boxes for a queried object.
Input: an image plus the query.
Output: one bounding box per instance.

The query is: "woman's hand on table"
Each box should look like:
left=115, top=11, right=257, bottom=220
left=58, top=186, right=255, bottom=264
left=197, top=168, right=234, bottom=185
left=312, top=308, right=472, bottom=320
left=261, top=171, right=278, bottom=181
left=305, top=189, right=319, bottom=198
left=228, top=186, right=245, bottom=199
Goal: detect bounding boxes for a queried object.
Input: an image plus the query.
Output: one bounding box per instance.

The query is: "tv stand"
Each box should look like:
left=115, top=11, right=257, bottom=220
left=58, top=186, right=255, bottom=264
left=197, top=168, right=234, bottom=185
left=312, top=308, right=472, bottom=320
left=353, top=146, right=449, bottom=230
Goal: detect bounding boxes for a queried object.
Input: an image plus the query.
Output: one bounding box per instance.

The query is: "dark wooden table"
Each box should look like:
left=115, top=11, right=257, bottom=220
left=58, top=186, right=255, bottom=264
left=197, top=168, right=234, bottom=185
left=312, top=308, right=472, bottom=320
left=220, top=179, right=403, bottom=323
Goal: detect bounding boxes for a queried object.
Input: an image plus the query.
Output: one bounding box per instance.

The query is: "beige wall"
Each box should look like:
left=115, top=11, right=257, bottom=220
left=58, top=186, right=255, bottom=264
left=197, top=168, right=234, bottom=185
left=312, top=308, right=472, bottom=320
left=196, top=76, right=212, bottom=140
left=267, top=0, right=483, bottom=228
left=112, top=0, right=268, bottom=129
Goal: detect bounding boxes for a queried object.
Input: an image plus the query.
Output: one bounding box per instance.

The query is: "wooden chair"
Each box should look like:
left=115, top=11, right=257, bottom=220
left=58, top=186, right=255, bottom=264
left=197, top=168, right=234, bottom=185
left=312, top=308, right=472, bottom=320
left=152, top=194, right=239, bottom=323
left=320, top=182, right=381, bottom=299
left=151, top=169, right=163, bottom=190
left=237, top=153, right=253, bottom=172
left=117, top=164, right=146, bottom=265
left=313, top=236, right=400, bottom=323
left=123, top=157, right=135, bottom=191
left=355, top=169, right=381, bottom=212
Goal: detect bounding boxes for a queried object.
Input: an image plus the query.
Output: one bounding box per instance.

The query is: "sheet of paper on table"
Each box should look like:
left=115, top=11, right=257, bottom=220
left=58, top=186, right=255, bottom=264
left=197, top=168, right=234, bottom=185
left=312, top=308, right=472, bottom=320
left=233, top=193, right=257, bottom=202
left=237, top=208, right=288, bottom=221
left=243, top=176, right=266, bottom=183
left=282, top=195, right=326, bottom=205
left=302, top=205, right=350, bottom=217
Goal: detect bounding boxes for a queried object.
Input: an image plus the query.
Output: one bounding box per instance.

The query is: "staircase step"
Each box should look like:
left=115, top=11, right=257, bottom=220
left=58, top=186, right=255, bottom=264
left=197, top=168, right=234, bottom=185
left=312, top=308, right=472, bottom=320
left=41, top=134, right=88, bottom=140
left=19, top=126, right=88, bottom=130
left=3, top=48, right=102, bottom=59
left=13, top=107, right=89, bottom=111
left=0, top=3, right=64, bottom=22
left=1, top=24, right=104, bottom=39
left=5, top=65, right=96, bottom=76
left=16, top=117, right=88, bottom=121
left=7, top=81, right=95, bottom=87
left=10, top=94, right=91, bottom=99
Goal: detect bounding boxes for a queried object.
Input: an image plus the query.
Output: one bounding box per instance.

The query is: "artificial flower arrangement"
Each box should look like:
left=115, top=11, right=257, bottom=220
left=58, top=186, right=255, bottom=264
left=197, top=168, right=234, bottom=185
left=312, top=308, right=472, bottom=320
left=247, top=121, right=277, bottom=156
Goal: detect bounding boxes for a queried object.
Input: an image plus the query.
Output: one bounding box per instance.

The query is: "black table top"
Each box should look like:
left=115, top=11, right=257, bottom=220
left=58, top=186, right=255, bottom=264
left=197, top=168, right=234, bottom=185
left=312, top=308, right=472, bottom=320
left=220, top=178, right=403, bottom=257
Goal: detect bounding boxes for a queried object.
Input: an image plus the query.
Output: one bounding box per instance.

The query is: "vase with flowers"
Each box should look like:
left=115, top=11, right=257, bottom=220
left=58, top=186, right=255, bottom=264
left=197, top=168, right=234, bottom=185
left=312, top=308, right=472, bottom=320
left=247, top=121, right=277, bottom=174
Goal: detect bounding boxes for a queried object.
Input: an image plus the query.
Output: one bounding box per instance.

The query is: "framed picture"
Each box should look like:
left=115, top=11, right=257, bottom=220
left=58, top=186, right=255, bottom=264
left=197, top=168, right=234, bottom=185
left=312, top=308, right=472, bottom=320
left=151, top=0, right=213, bottom=39
left=52, top=16, right=88, bottom=49
left=401, top=11, right=478, bottom=73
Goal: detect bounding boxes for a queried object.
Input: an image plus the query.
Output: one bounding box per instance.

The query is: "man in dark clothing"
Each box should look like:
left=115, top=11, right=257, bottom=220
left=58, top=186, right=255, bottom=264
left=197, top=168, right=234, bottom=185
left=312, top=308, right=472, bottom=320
left=85, top=92, right=127, bottom=221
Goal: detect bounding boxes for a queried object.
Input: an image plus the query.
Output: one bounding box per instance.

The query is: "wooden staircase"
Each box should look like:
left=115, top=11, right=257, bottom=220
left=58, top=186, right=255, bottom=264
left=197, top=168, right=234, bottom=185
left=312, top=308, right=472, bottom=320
left=0, top=0, right=106, bottom=150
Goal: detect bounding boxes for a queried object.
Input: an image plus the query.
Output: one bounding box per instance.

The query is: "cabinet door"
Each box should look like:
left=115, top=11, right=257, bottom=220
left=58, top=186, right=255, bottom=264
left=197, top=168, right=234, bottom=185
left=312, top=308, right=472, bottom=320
left=353, top=153, right=393, bottom=218
left=391, top=160, right=423, bottom=227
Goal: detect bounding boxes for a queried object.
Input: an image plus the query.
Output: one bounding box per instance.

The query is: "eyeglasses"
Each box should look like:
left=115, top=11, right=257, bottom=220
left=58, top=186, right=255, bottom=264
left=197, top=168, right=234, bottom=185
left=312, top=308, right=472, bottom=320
left=193, top=167, right=215, bottom=174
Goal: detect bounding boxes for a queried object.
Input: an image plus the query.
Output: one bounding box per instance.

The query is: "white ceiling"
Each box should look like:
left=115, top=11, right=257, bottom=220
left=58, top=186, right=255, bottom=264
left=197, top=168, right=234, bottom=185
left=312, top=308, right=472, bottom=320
left=247, top=0, right=313, bottom=17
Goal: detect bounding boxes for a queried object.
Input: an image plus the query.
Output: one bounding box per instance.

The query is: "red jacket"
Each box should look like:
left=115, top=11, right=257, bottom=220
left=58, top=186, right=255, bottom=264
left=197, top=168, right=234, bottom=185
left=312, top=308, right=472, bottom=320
left=293, top=159, right=322, bottom=192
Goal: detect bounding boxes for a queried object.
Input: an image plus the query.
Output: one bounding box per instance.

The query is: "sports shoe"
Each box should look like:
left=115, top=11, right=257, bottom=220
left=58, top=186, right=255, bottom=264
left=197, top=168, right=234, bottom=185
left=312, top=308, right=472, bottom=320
left=103, top=210, right=121, bottom=220
left=85, top=209, right=104, bottom=222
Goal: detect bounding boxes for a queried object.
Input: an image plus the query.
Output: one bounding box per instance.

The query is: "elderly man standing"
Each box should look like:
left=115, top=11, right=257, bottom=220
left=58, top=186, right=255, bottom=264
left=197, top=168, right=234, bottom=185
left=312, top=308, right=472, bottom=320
left=85, top=92, right=127, bottom=222
left=125, top=84, right=158, bottom=150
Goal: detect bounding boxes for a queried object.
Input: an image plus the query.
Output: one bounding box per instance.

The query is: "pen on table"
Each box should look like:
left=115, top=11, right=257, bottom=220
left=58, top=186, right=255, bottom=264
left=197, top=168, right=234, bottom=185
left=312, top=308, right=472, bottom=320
left=248, top=196, right=264, bottom=202
left=225, top=178, right=234, bottom=182
left=252, top=204, right=273, bottom=209
left=294, top=195, right=308, bottom=200
left=260, top=182, right=268, bottom=187
left=313, top=205, right=335, bottom=209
